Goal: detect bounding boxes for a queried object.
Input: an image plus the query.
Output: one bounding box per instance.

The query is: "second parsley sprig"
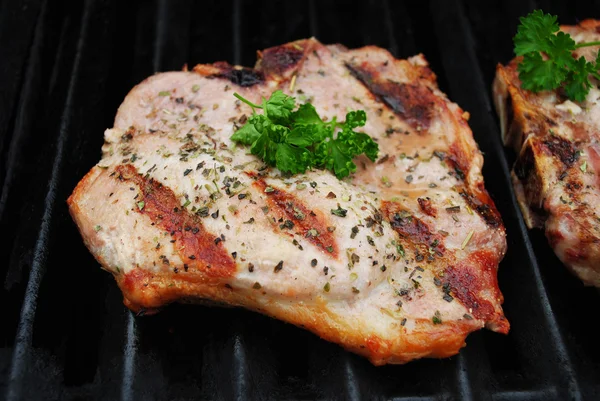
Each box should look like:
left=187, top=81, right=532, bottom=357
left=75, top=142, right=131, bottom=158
left=515, top=10, right=600, bottom=101
left=231, top=90, right=378, bottom=179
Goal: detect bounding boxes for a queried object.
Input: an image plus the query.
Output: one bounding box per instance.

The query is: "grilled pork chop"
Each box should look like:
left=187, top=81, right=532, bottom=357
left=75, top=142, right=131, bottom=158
left=494, top=20, right=600, bottom=287
left=69, top=38, right=508, bottom=365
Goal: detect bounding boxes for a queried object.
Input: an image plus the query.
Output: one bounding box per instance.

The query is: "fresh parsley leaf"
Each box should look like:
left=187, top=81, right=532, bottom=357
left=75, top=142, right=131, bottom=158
left=517, top=51, right=567, bottom=91
left=564, top=56, right=596, bottom=102
left=292, top=103, right=323, bottom=125
left=275, top=143, right=310, bottom=174
left=514, top=10, right=600, bottom=101
left=344, top=110, right=367, bottom=129
left=264, top=90, right=295, bottom=124
left=514, top=10, right=561, bottom=56
left=231, top=91, right=379, bottom=179
left=230, top=114, right=264, bottom=145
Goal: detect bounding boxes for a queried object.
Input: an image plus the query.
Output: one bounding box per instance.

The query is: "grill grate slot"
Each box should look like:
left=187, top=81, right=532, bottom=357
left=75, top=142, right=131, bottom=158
left=1, top=1, right=599, bottom=400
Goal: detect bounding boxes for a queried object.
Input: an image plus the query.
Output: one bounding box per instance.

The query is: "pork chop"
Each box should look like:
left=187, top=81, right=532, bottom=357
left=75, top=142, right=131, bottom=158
left=69, top=38, right=508, bottom=365
left=494, top=20, right=600, bottom=287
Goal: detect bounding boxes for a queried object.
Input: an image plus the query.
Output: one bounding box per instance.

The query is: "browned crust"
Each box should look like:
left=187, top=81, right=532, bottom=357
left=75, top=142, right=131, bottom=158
left=115, top=267, right=480, bottom=365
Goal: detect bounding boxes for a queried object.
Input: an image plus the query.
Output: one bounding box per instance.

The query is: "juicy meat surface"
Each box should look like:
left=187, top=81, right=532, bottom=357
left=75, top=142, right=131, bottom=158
left=69, top=38, right=508, bottom=365
left=494, top=20, right=600, bottom=287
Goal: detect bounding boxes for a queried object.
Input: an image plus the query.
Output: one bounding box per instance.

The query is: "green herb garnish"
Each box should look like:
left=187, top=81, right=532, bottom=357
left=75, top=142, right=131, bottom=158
left=231, top=90, right=378, bottom=179
left=515, top=10, right=600, bottom=101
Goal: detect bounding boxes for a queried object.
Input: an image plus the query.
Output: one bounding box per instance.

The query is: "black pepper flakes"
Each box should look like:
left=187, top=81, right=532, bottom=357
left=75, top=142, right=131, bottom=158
left=274, top=260, right=284, bottom=273
left=183, top=168, right=193, bottom=176
left=211, top=210, right=219, bottom=219
left=323, top=266, right=329, bottom=275
left=405, top=175, right=413, bottom=183
left=214, top=237, right=222, bottom=245
left=311, top=259, right=318, bottom=267
left=248, top=263, right=255, bottom=272
left=253, top=282, right=261, bottom=289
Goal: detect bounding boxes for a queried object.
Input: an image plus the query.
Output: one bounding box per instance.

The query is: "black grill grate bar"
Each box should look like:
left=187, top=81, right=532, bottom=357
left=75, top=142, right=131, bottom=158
left=342, top=354, right=362, bottom=401
left=432, top=1, right=582, bottom=399
left=455, top=354, right=476, bottom=401
left=0, top=3, right=45, bottom=222
left=0, top=0, right=43, bottom=192
left=0, top=0, right=46, bottom=221
left=120, top=313, right=138, bottom=401
left=232, top=0, right=242, bottom=65
left=153, top=0, right=168, bottom=73
left=232, top=333, right=249, bottom=400
left=230, top=3, right=252, bottom=398
left=5, top=0, right=92, bottom=399
left=381, top=0, right=399, bottom=57
left=308, top=0, right=318, bottom=37
left=119, top=2, right=173, bottom=398
left=492, top=389, right=559, bottom=401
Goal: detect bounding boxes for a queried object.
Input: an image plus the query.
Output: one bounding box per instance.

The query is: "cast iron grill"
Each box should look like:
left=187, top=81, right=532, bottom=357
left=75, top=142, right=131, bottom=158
left=1, top=0, right=599, bottom=399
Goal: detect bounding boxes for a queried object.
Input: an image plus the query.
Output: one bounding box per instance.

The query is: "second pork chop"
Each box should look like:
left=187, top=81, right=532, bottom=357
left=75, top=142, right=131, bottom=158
left=494, top=20, right=600, bottom=287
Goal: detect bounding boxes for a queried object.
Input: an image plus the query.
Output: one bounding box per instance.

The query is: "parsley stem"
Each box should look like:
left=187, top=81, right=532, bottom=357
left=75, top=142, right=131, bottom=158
left=233, top=92, right=262, bottom=111
left=575, top=41, right=600, bottom=48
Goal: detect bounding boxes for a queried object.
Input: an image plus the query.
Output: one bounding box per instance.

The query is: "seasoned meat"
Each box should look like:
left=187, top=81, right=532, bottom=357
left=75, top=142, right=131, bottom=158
left=69, top=38, right=508, bottom=365
left=494, top=20, right=600, bottom=287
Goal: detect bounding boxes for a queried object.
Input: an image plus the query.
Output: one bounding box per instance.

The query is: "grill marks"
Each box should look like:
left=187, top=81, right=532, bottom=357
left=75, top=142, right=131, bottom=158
left=382, top=200, right=445, bottom=255
left=443, top=250, right=509, bottom=334
left=114, top=164, right=236, bottom=277
left=253, top=179, right=339, bottom=258
left=542, top=135, right=580, bottom=167
left=457, top=185, right=503, bottom=228
left=345, top=61, right=435, bottom=131
left=259, top=41, right=307, bottom=76
left=194, top=61, right=265, bottom=87
left=381, top=199, right=507, bottom=332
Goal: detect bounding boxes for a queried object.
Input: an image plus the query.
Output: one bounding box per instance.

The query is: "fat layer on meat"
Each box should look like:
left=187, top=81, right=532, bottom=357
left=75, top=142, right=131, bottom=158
left=494, top=20, right=600, bottom=287
left=69, top=38, right=508, bottom=365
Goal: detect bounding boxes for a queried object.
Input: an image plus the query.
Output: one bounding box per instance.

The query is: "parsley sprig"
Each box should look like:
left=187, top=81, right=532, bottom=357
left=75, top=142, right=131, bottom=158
left=231, top=90, right=378, bottom=179
left=515, top=10, right=600, bottom=102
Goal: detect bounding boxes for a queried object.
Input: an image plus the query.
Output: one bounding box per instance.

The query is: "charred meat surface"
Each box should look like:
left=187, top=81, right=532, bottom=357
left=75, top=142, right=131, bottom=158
left=494, top=20, right=600, bottom=287
left=69, top=38, right=508, bottom=365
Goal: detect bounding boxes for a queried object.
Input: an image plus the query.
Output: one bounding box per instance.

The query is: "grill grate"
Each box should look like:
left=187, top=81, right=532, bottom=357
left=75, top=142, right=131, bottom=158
left=1, top=0, right=599, bottom=400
